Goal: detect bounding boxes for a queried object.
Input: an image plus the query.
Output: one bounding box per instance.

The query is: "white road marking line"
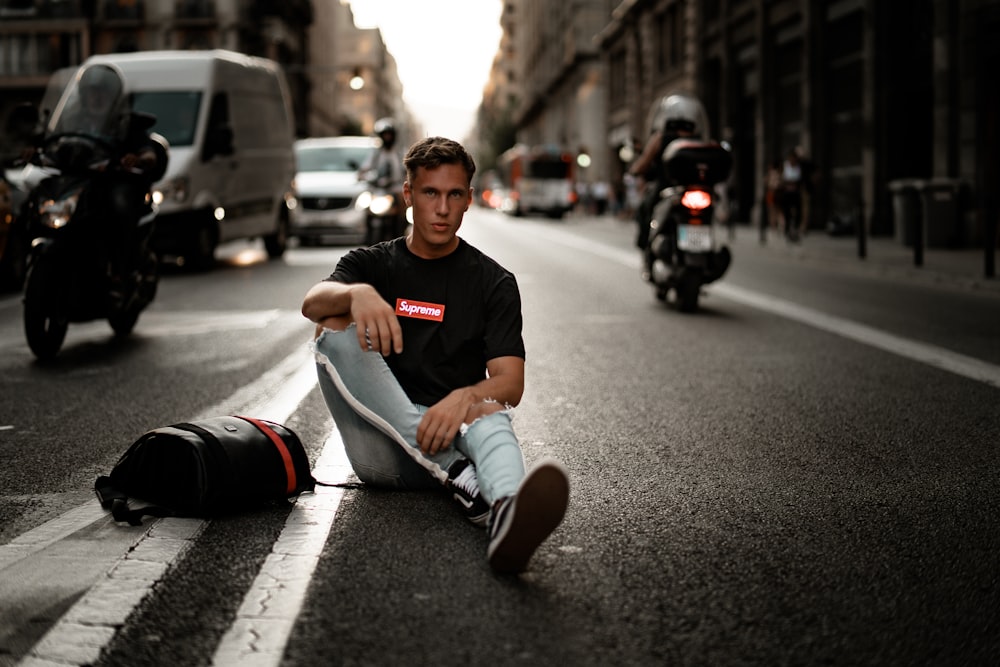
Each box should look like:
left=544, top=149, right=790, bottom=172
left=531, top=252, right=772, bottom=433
left=530, top=225, right=1000, bottom=389
left=212, top=431, right=352, bottom=666
left=711, top=283, right=1000, bottom=389
left=18, top=343, right=324, bottom=667
left=0, top=343, right=311, bottom=576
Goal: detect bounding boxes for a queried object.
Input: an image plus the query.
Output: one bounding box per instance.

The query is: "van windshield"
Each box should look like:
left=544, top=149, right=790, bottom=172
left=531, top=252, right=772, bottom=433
left=131, top=91, right=202, bottom=147
left=296, top=145, right=374, bottom=173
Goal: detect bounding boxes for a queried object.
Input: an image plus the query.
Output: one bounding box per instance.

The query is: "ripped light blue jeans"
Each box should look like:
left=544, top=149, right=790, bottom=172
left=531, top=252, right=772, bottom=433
left=312, top=325, right=525, bottom=505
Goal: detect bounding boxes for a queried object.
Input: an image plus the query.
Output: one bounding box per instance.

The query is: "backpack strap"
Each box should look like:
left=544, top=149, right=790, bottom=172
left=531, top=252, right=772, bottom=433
left=94, top=474, right=177, bottom=526
left=236, top=415, right=300, bottom=495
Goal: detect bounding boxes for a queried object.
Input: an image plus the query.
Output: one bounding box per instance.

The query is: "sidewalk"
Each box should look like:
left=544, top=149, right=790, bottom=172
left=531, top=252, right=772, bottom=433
left=724, top=223, right=1000, bottom=297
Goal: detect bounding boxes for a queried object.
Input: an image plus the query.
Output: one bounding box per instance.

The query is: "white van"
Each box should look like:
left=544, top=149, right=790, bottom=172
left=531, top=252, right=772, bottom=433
left=81, top=49, right=296, bottom=268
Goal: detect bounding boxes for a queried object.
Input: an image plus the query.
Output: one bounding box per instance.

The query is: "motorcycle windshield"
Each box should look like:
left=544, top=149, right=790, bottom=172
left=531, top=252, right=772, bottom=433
left=48, top=64, right=130, bottom=144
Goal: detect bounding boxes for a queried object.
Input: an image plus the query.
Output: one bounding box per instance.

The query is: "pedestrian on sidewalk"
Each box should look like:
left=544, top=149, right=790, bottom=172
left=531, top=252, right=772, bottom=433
left=765, top=158, right=784, bottom=234
left=781, top=148, right=804, bottom=242
left=591, top=179, right=611, bottom=216
left=302, top=136, right=570, bottom=575
left=795, top=146, right=817, bottom=236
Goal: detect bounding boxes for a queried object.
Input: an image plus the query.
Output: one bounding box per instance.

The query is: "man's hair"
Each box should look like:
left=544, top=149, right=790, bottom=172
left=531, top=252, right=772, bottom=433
left=403, top=136, right=476, bottom=184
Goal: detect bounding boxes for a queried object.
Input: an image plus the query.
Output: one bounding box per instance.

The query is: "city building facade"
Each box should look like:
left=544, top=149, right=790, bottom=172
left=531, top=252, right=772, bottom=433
left=0, top=0, right=315, bottom=136
left=0, top=0, right=411, bottom=143
left=482, top=0, right=999, bottom=248
left=307, top=0, right=412, bottom=141
left=481, top=0, right=609, bottom=189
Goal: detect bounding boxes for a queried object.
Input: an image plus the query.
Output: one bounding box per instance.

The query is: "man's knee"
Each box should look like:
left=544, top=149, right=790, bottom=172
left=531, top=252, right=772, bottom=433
left=314, top=315, right=353, bottom=339
left=465, top=399, right=506, bottom=425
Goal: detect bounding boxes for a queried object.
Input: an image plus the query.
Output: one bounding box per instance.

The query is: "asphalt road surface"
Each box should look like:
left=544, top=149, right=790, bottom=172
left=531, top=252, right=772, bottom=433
left=1, top=207, right=998, bottom=666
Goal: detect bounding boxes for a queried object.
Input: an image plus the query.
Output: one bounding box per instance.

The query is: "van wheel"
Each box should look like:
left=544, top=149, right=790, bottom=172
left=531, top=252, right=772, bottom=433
left=264, top=212, right=289, bottom=259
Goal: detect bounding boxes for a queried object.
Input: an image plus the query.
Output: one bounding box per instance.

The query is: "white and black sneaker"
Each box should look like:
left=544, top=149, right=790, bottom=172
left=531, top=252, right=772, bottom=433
left=447, top=459, right=490, bottom=528
left=487, top=457, right=570, bottom=574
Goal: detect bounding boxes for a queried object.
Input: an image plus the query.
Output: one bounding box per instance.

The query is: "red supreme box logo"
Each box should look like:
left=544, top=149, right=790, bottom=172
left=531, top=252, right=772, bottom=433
left=395, top=298, right=445, bottom=322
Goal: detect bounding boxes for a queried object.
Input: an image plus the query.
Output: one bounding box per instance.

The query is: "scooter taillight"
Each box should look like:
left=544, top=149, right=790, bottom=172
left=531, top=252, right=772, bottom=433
left=680, top=189, right=712, bottom=212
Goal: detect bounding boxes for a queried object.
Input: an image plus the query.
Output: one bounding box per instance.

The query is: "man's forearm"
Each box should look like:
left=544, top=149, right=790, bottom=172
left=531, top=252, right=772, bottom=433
left=301, top=281, right=352, bottom=323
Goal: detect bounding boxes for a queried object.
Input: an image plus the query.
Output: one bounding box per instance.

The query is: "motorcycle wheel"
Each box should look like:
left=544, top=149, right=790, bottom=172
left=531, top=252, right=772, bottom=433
left=109, top=309, right=140, bottom=337
left=677, top=272, right=701, bottom=313
left=110, top=253, right=158, bottom=337
left=23, top=258, right=68, bottom=360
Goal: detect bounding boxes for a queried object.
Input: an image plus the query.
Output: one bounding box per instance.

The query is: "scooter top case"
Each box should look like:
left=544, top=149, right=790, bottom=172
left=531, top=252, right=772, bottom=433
left=663, top=139, right=732, bottom=186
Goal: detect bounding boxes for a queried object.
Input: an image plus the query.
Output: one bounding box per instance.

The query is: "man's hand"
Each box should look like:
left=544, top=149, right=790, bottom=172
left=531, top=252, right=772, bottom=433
left=348, top=285, right=403, bottom=356
left=416, top=387, right=476, bottom=454
left=119, top=149, right=156, bottom=173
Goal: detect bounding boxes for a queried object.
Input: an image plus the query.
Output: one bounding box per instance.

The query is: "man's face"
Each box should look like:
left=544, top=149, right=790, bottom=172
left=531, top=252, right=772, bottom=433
left=403, top=162, right=472, bottom=259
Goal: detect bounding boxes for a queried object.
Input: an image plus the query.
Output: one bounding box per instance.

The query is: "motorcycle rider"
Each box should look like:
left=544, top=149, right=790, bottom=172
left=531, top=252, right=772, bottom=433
left=629, top=93, right=707, bottom=250
left=53, top=63, right=168, bottom=302
left=628, top=93, right=709, bottom=280
left=360, top=117, right=405, bottom=244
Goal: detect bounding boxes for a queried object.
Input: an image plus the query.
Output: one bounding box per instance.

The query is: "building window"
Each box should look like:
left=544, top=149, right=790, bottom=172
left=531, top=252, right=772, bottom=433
left=655, top=4, right=681, bottom=78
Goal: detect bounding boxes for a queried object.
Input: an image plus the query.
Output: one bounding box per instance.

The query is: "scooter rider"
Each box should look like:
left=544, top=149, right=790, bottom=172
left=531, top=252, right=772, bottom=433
left=628, top=93, right=708, bottom=254
left=361, top=117, right=406, bottom=243
left=53, top=63, right=168, bottom=299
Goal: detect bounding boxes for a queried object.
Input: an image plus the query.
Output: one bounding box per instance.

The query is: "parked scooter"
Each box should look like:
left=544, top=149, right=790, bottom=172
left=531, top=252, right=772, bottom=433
left=644, top=138, right=732, bottom=312
left=19, top=63, right=168, bottom=360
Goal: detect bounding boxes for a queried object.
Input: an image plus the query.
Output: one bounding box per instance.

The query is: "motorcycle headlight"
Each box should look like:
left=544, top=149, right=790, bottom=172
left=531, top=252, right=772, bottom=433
left=369, top=194, right=394, bottom=216
left=38, top=189, right=81, bottom=229
left=154, top=176, right=189, bottom=205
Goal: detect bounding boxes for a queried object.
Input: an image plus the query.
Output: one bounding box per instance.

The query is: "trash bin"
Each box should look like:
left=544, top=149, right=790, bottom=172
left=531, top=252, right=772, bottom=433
left=920, top=178, right=963, bottom=247
left=888, top=179, right=924, bottom=246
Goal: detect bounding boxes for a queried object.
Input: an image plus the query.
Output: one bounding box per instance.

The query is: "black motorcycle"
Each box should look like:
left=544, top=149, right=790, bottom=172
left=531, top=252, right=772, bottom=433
left=644, top=138, right=733, bottom=312
left=19, top=66, right=167, bottom=360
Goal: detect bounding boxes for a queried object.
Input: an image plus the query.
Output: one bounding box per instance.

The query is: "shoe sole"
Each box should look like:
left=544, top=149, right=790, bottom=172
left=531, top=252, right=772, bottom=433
left=488, top=459, right=569, bottom=574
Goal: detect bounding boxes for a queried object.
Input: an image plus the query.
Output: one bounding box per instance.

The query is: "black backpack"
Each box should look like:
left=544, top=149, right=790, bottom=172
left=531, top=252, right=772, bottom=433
left=95, top=415, right=316, bottom=525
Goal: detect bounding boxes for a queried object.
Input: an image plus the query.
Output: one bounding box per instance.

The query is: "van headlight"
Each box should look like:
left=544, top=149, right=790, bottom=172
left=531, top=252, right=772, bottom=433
left=38, top=189, right=81, bottom=229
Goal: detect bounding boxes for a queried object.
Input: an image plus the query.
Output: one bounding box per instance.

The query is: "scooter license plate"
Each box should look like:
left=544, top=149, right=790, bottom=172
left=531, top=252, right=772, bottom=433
left=678, top=225, right=713, bottom=252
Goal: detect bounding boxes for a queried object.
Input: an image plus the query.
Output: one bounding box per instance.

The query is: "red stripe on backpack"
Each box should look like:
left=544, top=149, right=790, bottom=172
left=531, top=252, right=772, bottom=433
left=237, top=415, right=297, bottom=495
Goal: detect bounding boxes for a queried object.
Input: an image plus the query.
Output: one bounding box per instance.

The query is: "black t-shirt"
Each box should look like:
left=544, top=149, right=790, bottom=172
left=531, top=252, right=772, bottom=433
left=327, top=237, right=525, bottom=406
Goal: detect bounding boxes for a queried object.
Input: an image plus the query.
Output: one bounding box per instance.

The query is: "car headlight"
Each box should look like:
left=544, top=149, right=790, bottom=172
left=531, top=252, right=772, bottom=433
left=38, top=189, right=81, bottom=229
left=355, top=191, right=373, bottom=211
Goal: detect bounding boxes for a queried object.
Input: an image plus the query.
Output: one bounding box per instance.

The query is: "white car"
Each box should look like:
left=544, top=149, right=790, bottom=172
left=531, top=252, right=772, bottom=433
left=291, top=136, right=378, bottom=245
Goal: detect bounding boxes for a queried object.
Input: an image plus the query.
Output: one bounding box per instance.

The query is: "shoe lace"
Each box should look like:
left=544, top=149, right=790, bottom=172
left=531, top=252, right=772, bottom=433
left=451, top=463, right=480, bottom=499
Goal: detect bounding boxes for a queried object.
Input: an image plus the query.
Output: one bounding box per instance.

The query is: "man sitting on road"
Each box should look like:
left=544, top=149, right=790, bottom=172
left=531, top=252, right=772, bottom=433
left=302, top=136, right=570, bottom=574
